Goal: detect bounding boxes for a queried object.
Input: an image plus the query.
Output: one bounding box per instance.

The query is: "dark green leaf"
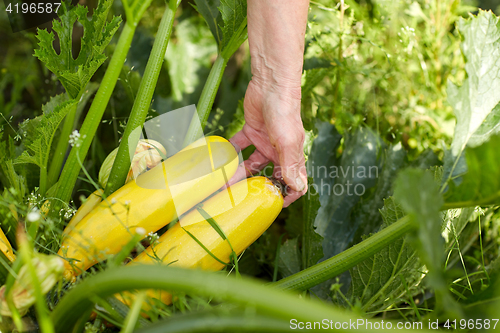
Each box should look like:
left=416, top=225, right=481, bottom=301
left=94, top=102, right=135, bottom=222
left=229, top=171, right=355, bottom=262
left=349, top=198, right=423, bottom=313
left=0, top=137, right=27, bottom=198
left=193, top=0, right=223, bottom=46
left=278, top=238, right=301, bottom=279
left=34, top=0, right=121, bottom=99
left=301, top=179, right=323, bottom=270
left=444, top=134, right=500, bottom=207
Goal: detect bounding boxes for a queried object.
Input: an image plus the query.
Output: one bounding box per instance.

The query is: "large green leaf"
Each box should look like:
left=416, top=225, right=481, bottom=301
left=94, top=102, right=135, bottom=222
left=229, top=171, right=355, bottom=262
left=443, top=10, right=500, bottom=194
left=193, top=0, right=247, bottom=57
left=193, top=0, right=224, bottom=46
left=34, top=0, right=121, bottom=99
left=349, top=198, right=423, bottom=314
left=301, top=179, right=323, bottom=270
left=14, top=97, right=77, bottom=178
left=311, top=124, right=382, bottom=260
left=444, top=134, right=500, bottom=207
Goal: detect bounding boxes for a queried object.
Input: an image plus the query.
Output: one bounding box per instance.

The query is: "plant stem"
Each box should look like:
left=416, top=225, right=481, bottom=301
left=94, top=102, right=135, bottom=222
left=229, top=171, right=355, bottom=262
left=47, top=102, right=78, bottom=191
left=50, top=265, right=429, bottom=333
left=135, top=309, right=291, bottom=333
left=182, top=56, right=229, bottom=148
left=104, top=0, right=180, bottom=196
left=120, top=291, right=146, bottom=333
left=52, top=23, right=136, bottom=209
left=272, top=216, right=413, bottom=291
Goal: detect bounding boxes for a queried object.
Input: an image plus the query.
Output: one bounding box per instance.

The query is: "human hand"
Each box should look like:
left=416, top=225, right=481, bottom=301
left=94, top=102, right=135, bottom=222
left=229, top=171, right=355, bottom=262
left=230, top=78, right=307, bottom=207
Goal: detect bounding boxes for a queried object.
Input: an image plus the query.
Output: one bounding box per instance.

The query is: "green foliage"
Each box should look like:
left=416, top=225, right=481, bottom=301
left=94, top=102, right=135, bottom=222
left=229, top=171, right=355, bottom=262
left=443, top=10, right=500, bottom=191
left=15, top=96, right=74, bottom=169
left=166, top=16, right=218, bottom=102
left=34, top=0, right=121, bottom=99
left=193, top=0, right=248, bottom=57
left=394, top=169, right=462, bottom=318
left=3, top=0, right=500, bottom=330
left=14, top=97, right=77, bottom=195
left=349, top=198, right=422, bottom=315
left=444, top=134, right=500, bottom=207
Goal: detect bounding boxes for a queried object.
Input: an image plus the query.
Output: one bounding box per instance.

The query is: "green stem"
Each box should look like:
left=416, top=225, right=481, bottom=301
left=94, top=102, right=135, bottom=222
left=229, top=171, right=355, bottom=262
left=120, top=291, right=146, bottom=333
left=272, top=216, right=413, bottom=291
left=47, top=102, right=78, bottom=191
left=51, top=265, right=429, bottom=333
left=182, top=56, right=229, bottom=147
left=53, top=23, right=136, bottom=210
left=136, top=309, right=291, bottom=333
left=104, top=0, right=180, bottom=196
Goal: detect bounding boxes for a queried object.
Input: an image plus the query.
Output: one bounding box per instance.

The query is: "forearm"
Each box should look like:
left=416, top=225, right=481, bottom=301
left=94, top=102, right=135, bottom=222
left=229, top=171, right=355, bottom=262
left=247, top=0, right=309, bottom=90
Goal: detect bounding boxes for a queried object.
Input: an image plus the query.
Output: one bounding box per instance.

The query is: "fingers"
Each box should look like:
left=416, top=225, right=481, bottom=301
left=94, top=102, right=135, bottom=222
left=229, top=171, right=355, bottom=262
left=274, top=128, right=307, bottom=193
left=230, top=131, right=252, bottom=152
left=226, top=149, right=270, bottom=187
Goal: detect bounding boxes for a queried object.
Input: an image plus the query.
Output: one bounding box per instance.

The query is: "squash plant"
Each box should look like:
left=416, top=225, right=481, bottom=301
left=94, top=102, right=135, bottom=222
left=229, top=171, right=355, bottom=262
left=1, top=0, right=500, bottom=331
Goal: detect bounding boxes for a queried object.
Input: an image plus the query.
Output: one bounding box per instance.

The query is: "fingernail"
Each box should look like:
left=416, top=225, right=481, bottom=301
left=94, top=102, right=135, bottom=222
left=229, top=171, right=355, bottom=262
left=295, top=177, right=305, bottom=191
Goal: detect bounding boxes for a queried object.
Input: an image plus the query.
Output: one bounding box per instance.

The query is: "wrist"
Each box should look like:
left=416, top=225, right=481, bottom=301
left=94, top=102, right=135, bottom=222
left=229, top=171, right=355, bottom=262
left=250, top=54, right=303, bottom=91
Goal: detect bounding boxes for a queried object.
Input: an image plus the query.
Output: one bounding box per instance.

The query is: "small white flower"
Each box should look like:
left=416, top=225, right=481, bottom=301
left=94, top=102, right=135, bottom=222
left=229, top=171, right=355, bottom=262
left=69, top=130, right=82, bottom=148
left=111, top=198, right=117, bottom=204
left=27, top=208, right=40, bottom=222
left=136, top=227, right=146, bottom=236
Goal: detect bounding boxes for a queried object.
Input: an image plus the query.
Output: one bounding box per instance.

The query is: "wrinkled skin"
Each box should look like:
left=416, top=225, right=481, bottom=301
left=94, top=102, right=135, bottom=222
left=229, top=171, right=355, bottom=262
left=230, top=0, right=310, bottom=207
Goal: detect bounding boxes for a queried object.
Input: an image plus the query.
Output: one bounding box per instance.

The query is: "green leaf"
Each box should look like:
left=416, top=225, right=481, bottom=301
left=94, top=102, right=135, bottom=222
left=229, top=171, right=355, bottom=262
left=34, top=0, right=121, bottom=99
left=301, top=179, right=323, bottom=270
left=219, top=0, right=247, bottom=53
left=16, top=98, right=76, bottom=168
left=0, top=137, right=27, bottom=198
left=351, top=143, right=410, bottom=243
left=349, top=198, right=423, bottom=313
left=444, top=134, right=500, bottom=207
left=193, top=0, right=223, bottom=46
left=312, top=126, right=383, bottom=262
left=443, top=10, right=500, bottom=191
left=278, top=238, right=301, bottom=279
left=394, top=169, right=462, bottom=319
left=14, top=97, right=77, bottom=194
left=194, top=0, right=247, bottom=57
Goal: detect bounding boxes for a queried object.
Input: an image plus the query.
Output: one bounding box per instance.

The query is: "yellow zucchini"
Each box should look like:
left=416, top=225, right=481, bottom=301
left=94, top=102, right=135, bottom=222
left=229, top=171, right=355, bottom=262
left=0, top=227, right=15, bottom=262
left=58, top=136, right=239, bottom=279
left=63, top=140, right=166, bottom=237
left=62, top=189, right=104, bottom=238
left=127, top=176, right=284, bottom=305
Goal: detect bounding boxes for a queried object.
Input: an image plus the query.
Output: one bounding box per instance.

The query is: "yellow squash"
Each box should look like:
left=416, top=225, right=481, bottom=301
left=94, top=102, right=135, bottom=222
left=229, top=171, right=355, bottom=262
left=0, top=227, right=15, bottom=262
left=59, top=136, right=239, bottom=279
left=128, top=176, right=284, bottom=305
